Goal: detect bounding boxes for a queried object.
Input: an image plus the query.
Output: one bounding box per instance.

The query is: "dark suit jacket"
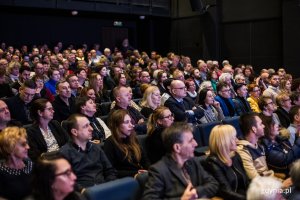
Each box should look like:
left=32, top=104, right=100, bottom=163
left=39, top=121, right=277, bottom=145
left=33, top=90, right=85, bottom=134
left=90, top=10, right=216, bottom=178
left=275, top=107, right=291, bottom=128
left=164, top=96, right=204, bottom=123
left=233, top=96, right=252, bottom=116
left=52, top=95, right=75, bottom=122
left=26, top=120, right=70, bottom=161
left=143, top=155, right=219, bottom=199
left=5, top=94, right=32, bottom=125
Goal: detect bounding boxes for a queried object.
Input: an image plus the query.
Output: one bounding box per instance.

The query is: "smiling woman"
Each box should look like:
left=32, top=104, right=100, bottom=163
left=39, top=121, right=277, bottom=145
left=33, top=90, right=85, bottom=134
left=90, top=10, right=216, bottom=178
left=0, top=127, right=33, bottom=200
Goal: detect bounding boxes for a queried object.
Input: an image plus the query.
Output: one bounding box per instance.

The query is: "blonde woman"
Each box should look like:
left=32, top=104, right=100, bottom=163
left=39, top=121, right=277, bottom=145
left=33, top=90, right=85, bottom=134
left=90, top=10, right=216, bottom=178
left=206, top=125, right=249, bottom=200
left=140, top=86, right=161, bottom=118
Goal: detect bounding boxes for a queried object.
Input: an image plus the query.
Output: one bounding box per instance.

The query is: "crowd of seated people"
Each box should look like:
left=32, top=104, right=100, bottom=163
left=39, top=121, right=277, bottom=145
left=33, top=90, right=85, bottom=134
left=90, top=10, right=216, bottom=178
left=1, top=42, right=300, bottom=199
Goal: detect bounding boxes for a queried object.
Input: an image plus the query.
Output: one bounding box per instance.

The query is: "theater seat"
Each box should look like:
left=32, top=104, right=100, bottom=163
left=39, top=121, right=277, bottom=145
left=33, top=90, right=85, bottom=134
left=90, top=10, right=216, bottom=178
left=222, top=116, right=243, bottom=139
left=84, top=177, right=139, bottom=200
left=197, top=121, right=222, bottom=146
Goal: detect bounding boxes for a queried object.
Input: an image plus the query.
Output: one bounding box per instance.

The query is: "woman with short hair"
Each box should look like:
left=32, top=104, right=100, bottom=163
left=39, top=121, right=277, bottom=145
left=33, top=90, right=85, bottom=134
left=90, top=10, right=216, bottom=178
left=0, top=127, right=33, bottom=200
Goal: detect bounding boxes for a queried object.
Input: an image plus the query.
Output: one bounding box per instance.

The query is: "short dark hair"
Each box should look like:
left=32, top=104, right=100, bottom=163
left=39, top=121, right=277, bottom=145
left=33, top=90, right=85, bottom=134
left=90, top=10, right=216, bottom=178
left=291, top=92, right=300, bottom=105
left=289, top=105, right=300, bottom=122
left=197, top=88, right=209, bottom=108
left=19, top=65, right=31, bottom=74
left=162, top=122, right=193, bottom=154
left=21, top=79, right=36, bottom=90
left=258, top=96, right=272, bottom=111
left=74, top=96, right=89, bottom=114
left=239, top=112, right=259, bottom=137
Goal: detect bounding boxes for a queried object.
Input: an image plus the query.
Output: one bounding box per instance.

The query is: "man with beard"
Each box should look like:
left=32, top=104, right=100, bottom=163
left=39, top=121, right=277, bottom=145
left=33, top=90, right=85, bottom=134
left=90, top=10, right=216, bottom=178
left=263, top=73, right=280, bottom=105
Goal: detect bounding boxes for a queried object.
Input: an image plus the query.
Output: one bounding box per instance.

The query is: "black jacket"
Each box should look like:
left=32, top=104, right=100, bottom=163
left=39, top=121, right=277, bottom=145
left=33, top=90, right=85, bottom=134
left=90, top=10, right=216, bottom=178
left=145, top=126, right=166, bottom=164
left=261, top=136, right=300, bottom=174
left=26, top=120, right=70, bottom=161
left=52, top=95, right=75, bottom=122
left=205, top=154, right=249, bottom=200
left=275, top=107, right=291, bottom=128
left=103, top=136, right=150, bottom=178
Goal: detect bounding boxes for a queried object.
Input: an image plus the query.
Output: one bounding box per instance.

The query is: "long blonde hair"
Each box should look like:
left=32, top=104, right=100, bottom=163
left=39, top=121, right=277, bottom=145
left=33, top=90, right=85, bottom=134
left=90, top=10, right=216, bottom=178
left=140, top=86, right=160, bottom=109
left=209, top=125, right=236, bottom=166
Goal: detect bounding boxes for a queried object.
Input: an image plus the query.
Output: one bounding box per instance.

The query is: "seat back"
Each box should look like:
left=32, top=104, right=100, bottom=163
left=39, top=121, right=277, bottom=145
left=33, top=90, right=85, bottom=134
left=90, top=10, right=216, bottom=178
left=222, top=116, right=243, bottom=138
left=84, top=177, right=139, bottom=200
left=135, top=172, right=149, bottom=199
left=99, top=102, right=112, bottom=116
left=197, top=121, right=222, bottom=146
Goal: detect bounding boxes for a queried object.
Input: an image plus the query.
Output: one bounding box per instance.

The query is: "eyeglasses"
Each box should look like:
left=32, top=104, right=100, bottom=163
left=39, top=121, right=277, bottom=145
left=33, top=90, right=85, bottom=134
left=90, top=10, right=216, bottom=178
left=252, top=89, right=261, bottom=92
left=173, top=87, right=187, bottom=90
left=266, top=101, right=274, bottom=105
left=161, top=113, right=174, bottom=119
left=221, top=89, right=231, bottom=93
left=283, top=98, right=291, bottom=102
left=55, top=169, right=74, bottom=177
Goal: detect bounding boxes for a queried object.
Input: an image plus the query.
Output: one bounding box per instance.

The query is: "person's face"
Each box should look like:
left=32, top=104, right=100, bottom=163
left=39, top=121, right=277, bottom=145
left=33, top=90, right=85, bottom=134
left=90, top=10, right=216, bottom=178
left=95, top=75, right=103, bottom=88
left=250, top=87, right=261, bottom=98
left=151, top=89, right=161, bottom=106
left=75, top=116, right=93, bottom=141
left=39, top=102, right=54, bottom=121
left=0, top=101, right=11, bottom=123
left=205, top=90, right=215, bottom=105
left=0, top=75, right=6, bottom=84
left=119, top=74, right=127, bottom=86
left=86, top=89, right=96, bottom=101
left=35, top=78, right=44, bottom=89
left=254, top=116, right=265, bottom=138
left=230, top=135, right=238, bottom=151
left=19, top=87, right=36, bottom=104
left=83, top=99, right=97, bottom=116
left=271, top=123, right=279, bottom=137
left=270, top=75, right=280, bottom=87
left=52, top=159, right=77, bottom=197
left=160, top=73, right=167, bottom=83
left=68, top=76, right=79, bottom=89
left=178, top=131, right=197, bottom=160
left=0, top=59, right=8, bottom=70
left=236, top=77, right=246, bottom=84
left=237, top=85, right=248, bottom=98
left=100, top=67, right=107, bottom=77
left=11, top=67, right=19, bottom=76
left=212, top=71, right=218, bottom=80
left=219, top=86, right=231, bottom=99
left=225, top=77, right=231, bottom=86
left=11, top=136, right=29, bottom=160
left=285, top=80, right=291, bottom=91
left=51, top=70, right=61, bottom=82
left=281, top=95, right=292, bottom=109
left=21, top=70, right=31, bottom=81
left=175, top=72, right=185, bottom=81
left=78, top=70, right=87, bottom=80
left=244, top=69, right=252, bottom=77
left=57, top=82, right=71, bottom=99
left=158, top=109, right=174, bottom=128
left=119, top=114, right=134, bottom=138
left=265, top=99, right=275, bottom=112
left=43, top=63, right=50, bottom=73
left=140, top=72, right=151, bottom=84
left=150, top=62, right=158, bottom=70
left=113, top=67, right=122, bottom=77
left=172, top=81, right=187, bottom=99
left=58, top=65, right=65, bottom=75
left=35, top=63, right=44, bottom=75
left=117, top=87, right=131, bottom=106
left=187, top=82, right=196, bottom=92
left=293, top=96, right=300, bottom=106
left=77, top=50, right=84, bottom=57
left=193, top=69, right=201, bottom=79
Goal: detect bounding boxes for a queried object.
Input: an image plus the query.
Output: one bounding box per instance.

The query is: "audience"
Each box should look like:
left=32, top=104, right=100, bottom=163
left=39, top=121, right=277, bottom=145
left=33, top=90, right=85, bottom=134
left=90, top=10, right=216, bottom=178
left=143, top=122, right=219, bottom=199
left=0, top=127, right=33, bottom=200
left=215, top=82, right=237, bottom=117
left=275, top=92, right=292, bottom=128
left=247, top=83, right=261, bottom=113
left=263, top=73, right=280, bottom=105
left=0, top=100, right=11, bottom=131
left=233, top=83, right=252, bottom=115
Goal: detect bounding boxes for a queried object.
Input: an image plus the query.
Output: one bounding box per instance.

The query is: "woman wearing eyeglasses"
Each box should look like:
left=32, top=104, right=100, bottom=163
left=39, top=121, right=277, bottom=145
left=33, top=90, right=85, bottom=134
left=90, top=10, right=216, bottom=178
left=247, top=84, right=261, bottom=113
left=31, top=154, right=82, bottom=200
left=103, top=109, right=150, bottom=178
left=146, top=106, right=174, bottom=164
left=26, top=98, right=69, bottom=162
left=0, top=127, right=33, bottom=200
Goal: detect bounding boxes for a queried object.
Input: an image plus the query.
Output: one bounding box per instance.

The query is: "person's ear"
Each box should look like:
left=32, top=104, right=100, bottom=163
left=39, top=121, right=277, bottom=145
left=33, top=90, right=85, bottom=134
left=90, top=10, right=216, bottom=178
left=71, top=128, right=78, bottom=137
left=173, top=143, right=181, bottom=153
left=252, top=126, right=257, bottom=134
left=37, top=110, right=43, bottom=117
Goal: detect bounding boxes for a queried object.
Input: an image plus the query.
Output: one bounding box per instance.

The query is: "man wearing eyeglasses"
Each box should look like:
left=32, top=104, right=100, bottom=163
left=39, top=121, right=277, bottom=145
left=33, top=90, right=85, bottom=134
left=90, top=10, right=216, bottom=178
left=5, top=79, right=36, bottom=125
left=215, top=82, right=237, bottom=117
left=164, top=80, right=204, bottom=124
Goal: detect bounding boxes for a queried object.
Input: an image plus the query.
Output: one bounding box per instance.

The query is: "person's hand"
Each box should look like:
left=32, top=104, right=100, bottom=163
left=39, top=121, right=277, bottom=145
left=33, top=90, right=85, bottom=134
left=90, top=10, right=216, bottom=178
left=181, top=183, right=198, bottom=200
left=138, top=118, right=144, bottom=125
left=138, top=169, right=148, bottom=174
left=213, top=100, right=220, bottom=108
left=91, top=140, right=101, bottom=144
left=282, top=177, right=292, bottom=189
